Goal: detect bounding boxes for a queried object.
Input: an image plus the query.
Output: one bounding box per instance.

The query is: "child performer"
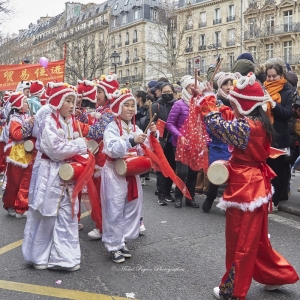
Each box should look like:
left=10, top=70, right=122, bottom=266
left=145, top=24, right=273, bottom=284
left=3, top=92, right=35, bottom=218
left=101, top=89, right=157, bottom=263
left=197, top=74, right=299, bottom=299
left=22, top=83, right=90, bottom=271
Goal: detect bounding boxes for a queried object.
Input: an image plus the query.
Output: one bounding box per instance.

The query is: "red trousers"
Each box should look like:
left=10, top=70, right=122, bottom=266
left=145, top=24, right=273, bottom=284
left=219, top=204, right=299, bottom=299
left=0, top=141, right=6, bottom=173
left=3, top=163, right=33, bottom=214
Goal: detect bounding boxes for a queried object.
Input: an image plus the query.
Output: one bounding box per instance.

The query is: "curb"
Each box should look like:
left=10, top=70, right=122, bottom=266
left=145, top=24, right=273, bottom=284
left=278, top=203, right=300, bottom=218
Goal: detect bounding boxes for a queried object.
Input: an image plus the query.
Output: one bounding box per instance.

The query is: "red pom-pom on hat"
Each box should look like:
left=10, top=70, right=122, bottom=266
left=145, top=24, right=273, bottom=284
left=110, top=89, right=137, bottom=117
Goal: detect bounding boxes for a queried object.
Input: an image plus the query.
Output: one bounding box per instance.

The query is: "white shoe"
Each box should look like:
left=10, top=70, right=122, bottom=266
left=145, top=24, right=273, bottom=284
left=213, top=287, right=221, bottom=299
left=33, top=263, right=48, bottom=270
left=264, top=284, right=284, bottom=291
left=291, top=168, right=295, bottom=176
left=141, top=177, right=146, bottom=186
left=49, top=264, right=80, bottom=272
left=78, top=223, right=84, bottom=231
left=88, top=228, right=102, bottom=240
left=15, top=211, right=28, bottom=218
left=139, top=217, right=146, bottom=232
left=1, top=181, right=6, bottom=191
left=7, top=207, right=16, bottom=217
left=272, top=203, right=278, bottom=213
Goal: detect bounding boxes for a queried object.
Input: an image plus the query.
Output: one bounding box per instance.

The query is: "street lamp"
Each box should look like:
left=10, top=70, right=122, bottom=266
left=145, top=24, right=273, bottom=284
left=110, top=51, right=120, bottom=74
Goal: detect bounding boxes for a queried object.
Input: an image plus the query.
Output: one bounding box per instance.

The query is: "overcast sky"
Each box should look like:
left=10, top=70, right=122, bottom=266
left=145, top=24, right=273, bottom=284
left=3, top=0, right=106, bottom=35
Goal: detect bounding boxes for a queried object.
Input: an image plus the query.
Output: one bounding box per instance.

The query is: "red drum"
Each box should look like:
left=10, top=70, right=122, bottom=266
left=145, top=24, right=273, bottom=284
left=207, top=160, right=230, bottom=185
left=59, top=162, right=85, bottom=181
left=24, top=140, right=35, bottom=152
left=115, top=156, right=151, bottom=176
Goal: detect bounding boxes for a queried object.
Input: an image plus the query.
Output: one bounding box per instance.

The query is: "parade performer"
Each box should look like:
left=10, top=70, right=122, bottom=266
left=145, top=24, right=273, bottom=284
left=197, top=74, right=299, bottom=299
left=22, top=82, right=92, bottom=271
left=27, top=80, right=44, bottom=114
left=16, top=81, right=30, bottom=97
left=2, top=92, right=35, bottom=218
left=84, top=74, right=119, bottom=240
left=101, top=89, right=157, bottom=263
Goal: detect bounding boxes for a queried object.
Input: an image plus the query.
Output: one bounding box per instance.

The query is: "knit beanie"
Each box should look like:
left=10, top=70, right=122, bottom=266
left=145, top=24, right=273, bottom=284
left=265, top=57, right=287, bottom=72
left=237, top=53, right=254, bottom=63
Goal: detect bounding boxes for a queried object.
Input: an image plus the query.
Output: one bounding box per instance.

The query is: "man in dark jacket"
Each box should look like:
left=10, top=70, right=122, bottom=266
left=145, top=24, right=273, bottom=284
left=145, top=83, right=176, bottom=205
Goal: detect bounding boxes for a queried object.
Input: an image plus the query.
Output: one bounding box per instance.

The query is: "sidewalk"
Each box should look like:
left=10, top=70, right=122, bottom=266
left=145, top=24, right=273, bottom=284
left=279, top=171, right=300, bottom=217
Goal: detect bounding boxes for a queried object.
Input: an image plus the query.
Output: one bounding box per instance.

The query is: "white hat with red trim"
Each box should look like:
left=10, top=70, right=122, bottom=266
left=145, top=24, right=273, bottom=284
left=3, top=91, right=12, bottom=103
left=77, top=79, right=97, bottom=103
left=9, top=92, right=27, bottom=110
left=16, top=81, right=30, bottom=93
left=97, top=74, right=119, bottom=100
left=110, top=88, right=137, bottom=116
left=30, top=80, right=45, bottom=97
left=227, top=72, right=266, bottom=115
left=48, top=82, right=76, bottom=110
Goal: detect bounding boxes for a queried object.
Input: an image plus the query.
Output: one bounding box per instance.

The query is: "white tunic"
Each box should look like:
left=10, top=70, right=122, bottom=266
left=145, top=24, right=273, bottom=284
left=22, top=112, right=87, bottom=268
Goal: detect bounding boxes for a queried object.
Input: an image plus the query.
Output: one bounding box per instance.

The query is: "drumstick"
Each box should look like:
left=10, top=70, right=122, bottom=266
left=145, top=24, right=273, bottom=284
left=29, top=103, right=34, bottom=117
left=209, top=58, right=223, bottom=84
left=77, top=120, right=83, bottom=138
left=92, top=141, right=103, bottom=154
left=144, top=113, right=157, bottom=134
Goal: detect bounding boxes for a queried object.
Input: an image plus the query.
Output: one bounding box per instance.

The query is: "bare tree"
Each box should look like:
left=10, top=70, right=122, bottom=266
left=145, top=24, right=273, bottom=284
left=145, top=2, right=195, bottom=83
left=0, top=0, right=12, bottom=23
left=57, top=34, right=109, bottom=84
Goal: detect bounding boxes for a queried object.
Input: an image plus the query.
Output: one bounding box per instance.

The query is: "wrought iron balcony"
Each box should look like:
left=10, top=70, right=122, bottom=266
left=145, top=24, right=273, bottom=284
left=227, top=16, right=235, bottom=22
left=185, top=24, right=193, bottom=30
left=125, top=41, right=129, bottom=45
left=133, top=57, right=139, bottom=62
left=198, top=45, right=206, bottom=50
left=111, top=44, right=115, bottom=49
left=125, top=58, right=130, bottom=64
left=198, top=21, right=207, bottom=28
left=133, top=38, right=138, bottom=43
left=213, top=18, right=222, bottom=25
left=185, top=47, right=193, bottom=53
left=117, top=42, right=122, bottom=47
left=226, top=40, right=235, bottom=47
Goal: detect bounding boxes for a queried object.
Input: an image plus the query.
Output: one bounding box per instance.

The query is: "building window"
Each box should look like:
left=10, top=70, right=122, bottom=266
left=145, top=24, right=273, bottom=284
left=266, top=14, right=274, bottom=35
left=200, top=12, right=206, bottom=23
left=126, top=32, right=129, bottom=44
left=248, top=17, right=256, bottom=36
left=283, top=10, right=293, bottom=32
left=170, top=18, right=175, bottom=29
left=214, top=31, right=221, bottom=46
left=126, top=69, right=130, bottom=77
left=99, top=33, right=103, bottom=42
left=119, top=70, right=122, bottom=78
left=151, top=9, right=157, bottom=21
left=229, top=53, right=235, bottom=69
left=283, top=41, right=292, bottom=62
left=134, top=67, right=138, bottom=76
left=228, top=5, right=235, bottom=17
left=186, top=58, right=193, bottom=75
left=248, top=46, right=257, bottom=60
left=112, top=37, right=115, bottom=47
left=215, top=8, right=220, bottom=19
left=187, top=36, right=193, bottom=50
left=133, top=29, right=137, bottom=40
left=201, top=58, right=206, bottom=72
left=119, top=34, right=122, bottom=44
left=134, top=9, right=140, bottom=20
left=266, top=44, right=273, bottom=60
left=113, top=17, right=117, bottom=28
left=199, top=34, right=205, bottom=46
left=134, top=48, right=138, bottom=59
left=123, top=13, right=128, bottom=25
left=126, top=50, right=129, bottom=60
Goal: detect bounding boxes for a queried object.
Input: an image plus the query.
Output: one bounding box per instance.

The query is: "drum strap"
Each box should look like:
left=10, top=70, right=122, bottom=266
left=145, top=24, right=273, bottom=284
left=126, top=175, right=138, bottom=202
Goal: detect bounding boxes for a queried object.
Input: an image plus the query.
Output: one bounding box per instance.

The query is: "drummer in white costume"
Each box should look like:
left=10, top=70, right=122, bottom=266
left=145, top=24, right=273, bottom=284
left=101, top=89, right=157, bottom=263
left=22, top=82, right=90, bottom=271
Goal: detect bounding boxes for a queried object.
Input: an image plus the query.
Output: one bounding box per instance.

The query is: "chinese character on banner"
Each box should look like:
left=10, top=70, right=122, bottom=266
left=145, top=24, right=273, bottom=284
left=20, top=69, right=30, bottom=80
left=34, top=68, right=48, bottom=78
left=51, top=66, right=63, bottom=74
left=4, top=71, right=14, bottom=82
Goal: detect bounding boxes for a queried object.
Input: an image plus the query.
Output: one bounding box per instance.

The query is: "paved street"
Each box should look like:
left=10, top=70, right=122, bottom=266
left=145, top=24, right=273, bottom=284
left=0, top=174, right=299, bottom=300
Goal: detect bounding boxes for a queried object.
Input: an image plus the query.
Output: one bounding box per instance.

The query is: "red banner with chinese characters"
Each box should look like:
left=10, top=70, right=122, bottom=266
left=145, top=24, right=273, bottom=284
left=0, top=60, right=65, bottom=91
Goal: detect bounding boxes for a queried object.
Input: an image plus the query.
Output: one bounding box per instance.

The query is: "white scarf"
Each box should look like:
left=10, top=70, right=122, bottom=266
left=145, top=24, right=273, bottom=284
left=217, top=88, right=229, bottom=100
left=182, top=88, right=192, bottom=106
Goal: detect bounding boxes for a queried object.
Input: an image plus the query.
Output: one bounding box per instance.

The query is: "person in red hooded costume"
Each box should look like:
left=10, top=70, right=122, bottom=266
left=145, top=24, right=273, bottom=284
left=198, top=73, right=299, bottom=300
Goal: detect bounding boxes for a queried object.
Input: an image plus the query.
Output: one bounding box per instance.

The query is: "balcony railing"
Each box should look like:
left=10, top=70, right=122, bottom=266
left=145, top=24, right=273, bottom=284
left=226, top=40, right=235, bottom=47
left=118, top=75, right=143, bottom=84
left=117, top=42, right=122, bottom=47
left=125, top=58, right=129, bottom=64
left=125, top=40, right=129, bottom=45
left=118, top=61, right=122, bottom=65
left=185, top=24, right=193, bottom=30
left=185, top=47, right=193, bottom=53
left=111, top=45, right=115, bottom=49
left=133, top=57, right=139, bottom=62
left=198, top=21, right=207, bottom=28
left=133, top=38, right=138, bottom=43
left=227, top=16, right=235, bottom=22
left=265, top=0, right=276, bottom=4
left=213, top=18, right=222, bottom=25
left=198, top=45, right=206, bottom=50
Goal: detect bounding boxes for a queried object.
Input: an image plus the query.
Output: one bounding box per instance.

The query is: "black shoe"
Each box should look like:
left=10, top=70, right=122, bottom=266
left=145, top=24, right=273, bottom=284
left=170, top=188, right=175, bottom=193
left=174, top=197, right=182, bottom=208
left=120, top=244, right=131, bottom=258
left=111, top=250, right=125, bottom=263
left=155, top=190, right=159, bottom=195
left=165, top=194, right=175, bottom=202
left=202, top=197, right=214, bottom=213
left=185, top=198, right=199, bottom=208
left=145, top=176, right=150, bottom=180
left=158, top=195, right=167, bottom=206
